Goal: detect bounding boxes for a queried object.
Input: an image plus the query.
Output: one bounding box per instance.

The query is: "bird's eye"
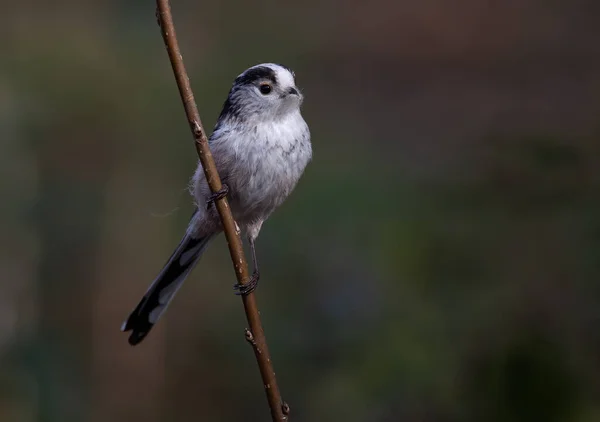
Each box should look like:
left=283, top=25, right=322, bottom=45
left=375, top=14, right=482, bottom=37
left=259, top=83, right=272, bottom=95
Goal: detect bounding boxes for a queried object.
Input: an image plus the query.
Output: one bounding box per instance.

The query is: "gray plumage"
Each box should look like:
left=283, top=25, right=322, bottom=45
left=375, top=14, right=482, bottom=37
left=122, top=63, right=312, bottom=345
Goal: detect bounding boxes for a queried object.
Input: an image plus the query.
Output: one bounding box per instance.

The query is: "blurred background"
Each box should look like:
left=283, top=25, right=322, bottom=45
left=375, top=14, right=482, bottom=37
left=2, top=0, right=600, bottom=421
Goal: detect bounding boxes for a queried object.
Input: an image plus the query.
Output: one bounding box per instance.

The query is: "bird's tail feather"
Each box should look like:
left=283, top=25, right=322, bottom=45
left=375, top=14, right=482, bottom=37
left=122, top=225, right=215, bottom=346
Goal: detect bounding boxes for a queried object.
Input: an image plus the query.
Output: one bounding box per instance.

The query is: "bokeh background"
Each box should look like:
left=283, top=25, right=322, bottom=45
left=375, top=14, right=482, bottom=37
left=2, top=1, right=600, bottom=421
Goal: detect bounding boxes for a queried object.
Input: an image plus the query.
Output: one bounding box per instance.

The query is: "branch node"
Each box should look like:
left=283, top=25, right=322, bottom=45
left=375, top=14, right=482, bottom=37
left=192, top=121, right=203, bottom=138
left=282, top=402, right=290, bottom=416
left=244, top=328, right=262, bottom=354
left=244, top=328, right=254, bottom=342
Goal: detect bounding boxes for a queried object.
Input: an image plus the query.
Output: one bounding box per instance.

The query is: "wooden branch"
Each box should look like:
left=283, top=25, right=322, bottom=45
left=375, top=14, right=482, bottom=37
left=155, top=1, right=289, bottom=420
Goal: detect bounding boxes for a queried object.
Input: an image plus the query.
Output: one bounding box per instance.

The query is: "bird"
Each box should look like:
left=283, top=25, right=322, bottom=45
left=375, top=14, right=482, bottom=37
left=121, top=63, right=312, bottom=345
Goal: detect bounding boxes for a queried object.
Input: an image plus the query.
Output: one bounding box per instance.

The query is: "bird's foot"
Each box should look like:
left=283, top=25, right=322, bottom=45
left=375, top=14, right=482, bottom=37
left=234, top=270, right=260, bottom=296
left=206, top=184, right=229, bottom=210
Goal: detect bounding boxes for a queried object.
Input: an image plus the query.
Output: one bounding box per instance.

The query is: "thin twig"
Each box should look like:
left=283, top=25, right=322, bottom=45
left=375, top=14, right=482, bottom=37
left=155, top=1, right=288, bottom=420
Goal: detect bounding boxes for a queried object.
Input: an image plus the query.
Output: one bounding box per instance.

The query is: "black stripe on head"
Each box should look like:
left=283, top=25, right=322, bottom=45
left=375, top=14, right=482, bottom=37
left=235, top=66, right=277, bottom=86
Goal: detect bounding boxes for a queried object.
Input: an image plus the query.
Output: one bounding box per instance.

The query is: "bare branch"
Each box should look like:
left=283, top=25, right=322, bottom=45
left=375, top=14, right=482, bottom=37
left=155, top=1, right=288, bottom=420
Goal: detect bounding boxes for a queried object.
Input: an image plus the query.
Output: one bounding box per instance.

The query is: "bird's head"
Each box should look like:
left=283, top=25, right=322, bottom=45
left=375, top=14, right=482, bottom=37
left=218, top=63, right=302, bottom=123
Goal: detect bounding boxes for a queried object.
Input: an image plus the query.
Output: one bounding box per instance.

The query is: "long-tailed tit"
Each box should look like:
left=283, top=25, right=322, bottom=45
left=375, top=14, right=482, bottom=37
left=122, top=63, right=312, bottom=345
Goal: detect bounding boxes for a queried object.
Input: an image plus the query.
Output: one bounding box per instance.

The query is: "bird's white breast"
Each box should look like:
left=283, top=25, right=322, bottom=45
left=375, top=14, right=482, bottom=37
left=229, top=111, right=311, bottom=222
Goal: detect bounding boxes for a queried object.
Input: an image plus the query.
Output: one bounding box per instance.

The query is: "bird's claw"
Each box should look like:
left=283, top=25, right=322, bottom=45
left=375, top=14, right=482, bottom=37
left=206, top=184, right=229, bottom=210
left=233, top=270, right=260, bottom=296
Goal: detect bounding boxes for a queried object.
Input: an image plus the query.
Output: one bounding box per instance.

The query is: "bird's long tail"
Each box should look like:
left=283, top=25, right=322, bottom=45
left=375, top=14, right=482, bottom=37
left=122, top=217, right=215, bottom=346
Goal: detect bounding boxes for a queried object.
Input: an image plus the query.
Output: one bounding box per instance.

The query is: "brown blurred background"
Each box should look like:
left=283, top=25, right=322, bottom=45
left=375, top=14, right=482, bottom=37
left=2, top=1, right=600, bottom=421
